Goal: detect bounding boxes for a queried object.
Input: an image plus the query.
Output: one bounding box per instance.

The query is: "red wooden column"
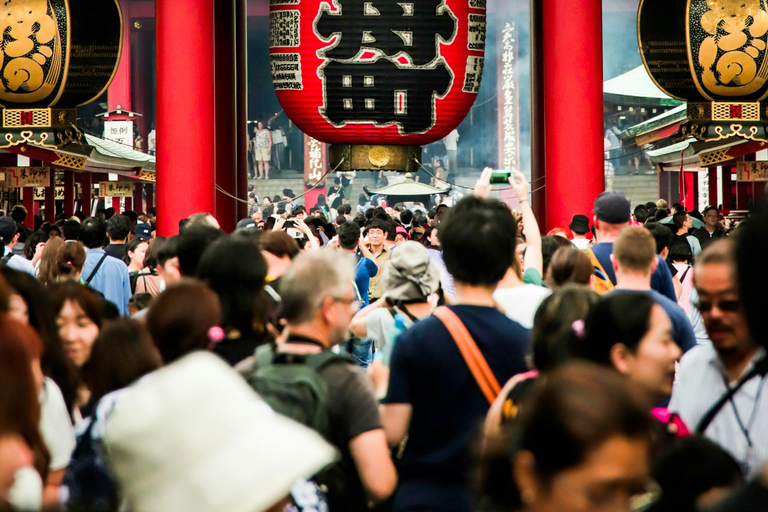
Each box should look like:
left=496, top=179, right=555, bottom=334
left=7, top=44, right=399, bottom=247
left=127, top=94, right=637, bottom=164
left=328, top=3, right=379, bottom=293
left=81, top=173, right=92, bottom=216
left=44, top=183, right=56, bottom=222
left=235, top=0, right=249, bottom=221
left=213, top=0, right=238, bottom=232
left=63, top=171, right=75, bottom=218
left=156, top=0, right=215, bottom=236
left=109, top=0, right=132, bottom=112
left=133, top=183, right=143, bottom=213
left=541, top=0, right=604, bottom=230
left=22, top=189, right=34, bottom=229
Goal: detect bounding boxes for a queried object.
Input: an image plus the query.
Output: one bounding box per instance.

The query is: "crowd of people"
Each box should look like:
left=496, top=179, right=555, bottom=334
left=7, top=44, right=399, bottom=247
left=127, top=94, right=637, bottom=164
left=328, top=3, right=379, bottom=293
left=1, top=168, right=767, bottom=512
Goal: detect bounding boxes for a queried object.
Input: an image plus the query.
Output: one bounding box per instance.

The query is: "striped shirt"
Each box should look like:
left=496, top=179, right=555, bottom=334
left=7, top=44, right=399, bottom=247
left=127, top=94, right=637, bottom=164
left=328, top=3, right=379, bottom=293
left=669, top=343, right=768, bottom=478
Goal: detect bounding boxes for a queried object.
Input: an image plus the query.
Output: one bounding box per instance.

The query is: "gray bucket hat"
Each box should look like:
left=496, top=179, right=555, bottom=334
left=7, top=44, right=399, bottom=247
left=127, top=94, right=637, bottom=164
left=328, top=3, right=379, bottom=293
left=382, top=241, right=440, bottom=301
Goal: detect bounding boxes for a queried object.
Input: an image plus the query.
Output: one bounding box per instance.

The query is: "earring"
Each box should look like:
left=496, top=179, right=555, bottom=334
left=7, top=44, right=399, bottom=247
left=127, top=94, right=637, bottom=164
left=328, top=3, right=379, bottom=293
left=521, top=489, right=536, bottom=504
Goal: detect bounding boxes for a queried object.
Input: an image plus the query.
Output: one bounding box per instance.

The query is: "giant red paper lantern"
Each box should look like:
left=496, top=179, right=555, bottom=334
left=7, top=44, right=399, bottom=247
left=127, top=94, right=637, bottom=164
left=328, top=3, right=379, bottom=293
left=269, top=0, right=486, bottom=171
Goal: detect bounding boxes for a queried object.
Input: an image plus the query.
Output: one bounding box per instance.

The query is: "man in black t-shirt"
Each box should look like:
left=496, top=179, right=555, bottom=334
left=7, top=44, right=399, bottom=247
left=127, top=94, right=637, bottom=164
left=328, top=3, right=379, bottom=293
left=272, top=251, right=396, bottom=510
left=381, top=196, right=529, bottom=512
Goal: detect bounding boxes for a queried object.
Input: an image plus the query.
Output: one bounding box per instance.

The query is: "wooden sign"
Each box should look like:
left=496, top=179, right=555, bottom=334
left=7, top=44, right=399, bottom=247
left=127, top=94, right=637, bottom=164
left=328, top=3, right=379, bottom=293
left=34, top=187, right=65, bottom=201
left=736, top=161, right=768, bottom=182
left=3, top=167, right=51, bottom=187
left=99, top=182, right=134, bottom=198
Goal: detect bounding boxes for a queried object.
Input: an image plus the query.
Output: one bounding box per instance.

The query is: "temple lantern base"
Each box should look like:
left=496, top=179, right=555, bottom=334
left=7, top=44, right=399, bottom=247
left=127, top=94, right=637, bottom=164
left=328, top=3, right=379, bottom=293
left=329, top=144, right=422, bottom=173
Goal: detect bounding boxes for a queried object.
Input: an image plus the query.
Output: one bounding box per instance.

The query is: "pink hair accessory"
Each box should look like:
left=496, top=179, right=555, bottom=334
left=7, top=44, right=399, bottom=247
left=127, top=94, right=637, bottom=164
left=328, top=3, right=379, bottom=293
left=67, top=260, right=72, bottom=265
left=572, top=319, right=585, bottom=338
left=207, top=326, right=225, bottom=344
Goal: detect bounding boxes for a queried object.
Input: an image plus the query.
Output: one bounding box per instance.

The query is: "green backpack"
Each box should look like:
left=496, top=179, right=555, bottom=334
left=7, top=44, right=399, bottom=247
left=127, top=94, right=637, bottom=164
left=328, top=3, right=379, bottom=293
left=246, top=344, right=352, bottom=438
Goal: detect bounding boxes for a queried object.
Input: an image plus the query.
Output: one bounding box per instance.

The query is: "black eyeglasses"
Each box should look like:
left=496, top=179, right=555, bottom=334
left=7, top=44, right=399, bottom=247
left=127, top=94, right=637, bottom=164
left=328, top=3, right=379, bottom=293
left=695, top=299, right=741, bottom=313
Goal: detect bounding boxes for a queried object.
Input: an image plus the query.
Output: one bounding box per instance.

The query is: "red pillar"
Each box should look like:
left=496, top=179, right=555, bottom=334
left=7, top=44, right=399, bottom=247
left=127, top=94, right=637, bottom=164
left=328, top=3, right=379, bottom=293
left=22, top=189, right=34, bottom=229
left=133, top=183, right=143, bottom=213
left=722, top=167, right=733, bottom=212
left=44, top=183, right=55, bottom=222
left=145, top=184, right=154, bottom=211
left=156, top=0, right=215, bottom=236
left=81, top=173, right=92, bottom=216
left=236, top=0, right=249, bottom=221
left=708, top=167, right=718, bottom=208
left=63, top=171, right=75, bottom=218
left=214, top=0, right=238, bottom=232
left=109, top=0, right=132, bottom=112
left=542, top=0, right=604, bottom=230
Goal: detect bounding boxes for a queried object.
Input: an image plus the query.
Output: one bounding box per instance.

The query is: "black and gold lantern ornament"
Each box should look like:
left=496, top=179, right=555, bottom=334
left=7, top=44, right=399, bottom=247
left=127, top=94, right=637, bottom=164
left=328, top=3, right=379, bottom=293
left=639, top=0, right=768, bottom=142
left=0, top=0, right=122, bottom=150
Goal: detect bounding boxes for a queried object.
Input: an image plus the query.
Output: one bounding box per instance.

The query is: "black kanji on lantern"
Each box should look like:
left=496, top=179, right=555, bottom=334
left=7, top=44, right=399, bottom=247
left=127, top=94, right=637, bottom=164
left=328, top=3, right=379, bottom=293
left=320, top=59, right=451, bottom=134
left=316, top=0, right=456, bottom=66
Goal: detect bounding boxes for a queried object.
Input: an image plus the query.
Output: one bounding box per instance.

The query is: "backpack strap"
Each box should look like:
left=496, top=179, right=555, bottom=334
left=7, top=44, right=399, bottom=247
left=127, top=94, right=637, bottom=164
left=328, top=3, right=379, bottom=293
left=679, top=266, right=691, bottom=284
left=85, top=253, right=109, bottom=286
left=305, top=350, right=353, bottom=371
left=255, top=344, right=276, bottom=370
left=0, top=252, right=13, bottom=267
left=433, top=306, right=501, bottom=404
left=587, top=248, right=615, bottom=292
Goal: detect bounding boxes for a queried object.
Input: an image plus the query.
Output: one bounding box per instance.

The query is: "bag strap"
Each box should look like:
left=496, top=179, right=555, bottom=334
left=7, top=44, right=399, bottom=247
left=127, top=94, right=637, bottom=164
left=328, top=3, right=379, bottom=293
left=679, top=266, right=691, bottom=284
left=696, top=355, right=768, bottom=434
left=587, top=248, right=615, bottom=290
left=0, top=252, right=13, bottom=267
left=433, top=306, right=501, bottom=404
left=85, top=253, right=109, bottom=286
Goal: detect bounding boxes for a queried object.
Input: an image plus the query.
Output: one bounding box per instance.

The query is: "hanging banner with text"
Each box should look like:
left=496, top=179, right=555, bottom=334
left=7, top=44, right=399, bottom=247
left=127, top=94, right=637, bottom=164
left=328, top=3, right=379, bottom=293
left=497, top=21, right=520, bottom=172
left=736, top=161, right=768, bottom=181
left=34, top=187, right=65, bottom=201
left=3, top=167, right=51, bottom=188
left=99, top=182, right=134, bottom=198
left=303, top=135, right=327, bottom=187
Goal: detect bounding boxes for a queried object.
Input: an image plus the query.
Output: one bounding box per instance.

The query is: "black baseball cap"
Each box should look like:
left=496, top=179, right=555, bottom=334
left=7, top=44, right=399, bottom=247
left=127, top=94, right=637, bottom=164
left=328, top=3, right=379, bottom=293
left=134, top=223, right=152, bottom=241
left=594, top=191, right=631, bottom=224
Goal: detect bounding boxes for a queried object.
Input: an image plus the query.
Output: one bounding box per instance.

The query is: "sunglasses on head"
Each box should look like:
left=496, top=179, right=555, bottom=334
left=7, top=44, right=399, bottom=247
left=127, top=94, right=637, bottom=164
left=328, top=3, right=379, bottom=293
left=695, top=299, right=741, bottom=313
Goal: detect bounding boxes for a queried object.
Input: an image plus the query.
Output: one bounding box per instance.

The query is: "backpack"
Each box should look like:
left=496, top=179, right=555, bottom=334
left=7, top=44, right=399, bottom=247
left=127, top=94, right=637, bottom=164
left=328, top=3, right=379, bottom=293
left=587, top=248, right=615, bottom=295
left=62, top=410, right=119, bottom=512
left=246, top=344, right=352, bottom=438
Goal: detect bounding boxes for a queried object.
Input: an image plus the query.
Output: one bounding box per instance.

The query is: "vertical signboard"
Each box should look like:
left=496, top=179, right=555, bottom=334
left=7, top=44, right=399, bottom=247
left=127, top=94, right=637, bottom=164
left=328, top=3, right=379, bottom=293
left=303, top=134, right=327, bottom=209
left=497, top=21, right=520, bottom=173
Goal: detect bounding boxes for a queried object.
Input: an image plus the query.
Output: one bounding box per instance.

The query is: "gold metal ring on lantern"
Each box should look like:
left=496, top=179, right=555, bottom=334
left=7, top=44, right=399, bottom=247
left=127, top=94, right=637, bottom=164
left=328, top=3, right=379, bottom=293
left=369, top=146, right=390, bottom=168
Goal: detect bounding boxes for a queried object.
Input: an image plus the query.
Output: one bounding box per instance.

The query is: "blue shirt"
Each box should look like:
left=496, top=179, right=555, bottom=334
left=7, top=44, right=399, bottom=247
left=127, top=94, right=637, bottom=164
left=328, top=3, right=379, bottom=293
left=592, top=243, right=677, bottom=302
left=354, top=255, right=378, bottom=306
left=82, top=248, right=131, bottom=316
left=383, top=305, right=529, bottom=512
left=609, top=288, right=697, bottom=353
left=2, top=246, right=35, bottom=276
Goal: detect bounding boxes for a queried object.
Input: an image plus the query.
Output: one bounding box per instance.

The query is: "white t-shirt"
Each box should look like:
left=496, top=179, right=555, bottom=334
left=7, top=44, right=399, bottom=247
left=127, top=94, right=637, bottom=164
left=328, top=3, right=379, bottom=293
left=443, top=130, right=459, bottom=151
left=571, top=238, right=590, bottom=250
left=493, top=285, right=552, bottom=329
left=40, top=377, right=76, bottom=471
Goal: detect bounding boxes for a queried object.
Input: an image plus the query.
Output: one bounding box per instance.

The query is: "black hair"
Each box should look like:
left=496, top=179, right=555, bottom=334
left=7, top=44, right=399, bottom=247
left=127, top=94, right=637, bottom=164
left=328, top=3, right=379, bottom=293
left=736, top=199, right=768, bottom=348
left=122, top=210, right=138, bottom=225
left=176, top=226, right=224, bottom=277
left=400, top=210, right=413, bottom=225
left=541, top=236, right=572, bottom=278
left=156, top=236, right=179, bottom=268
left=672, top=210, right=688, bottom=231
left=650, top=436, right=742, bottom=511
left=24, top=230, right=48, bottom=260
left=61, top=220, right=81, bottom=241
left=78, top=218, right=107, bottom=249
left=338, top=222, right=361, bottom=250
left=365, top=218, right=393, bottom=236
left=672, top=203, right=685, bottom=214
left=438, top=196, right=517, bottom=286
left=107, top=213, right=131, bottom=241
left=644, top=222, right=673, bottom=255
left=10, top=205, right=27, bottom=223
left=633, top=204, right=649, bottom=224
left=197, top=238, right=270, bottom=342
left=576, top=292, right=656, bottom=366
left=655, top=208, right=669, bottom=221
left=668, top=239, right=693, bottom=264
